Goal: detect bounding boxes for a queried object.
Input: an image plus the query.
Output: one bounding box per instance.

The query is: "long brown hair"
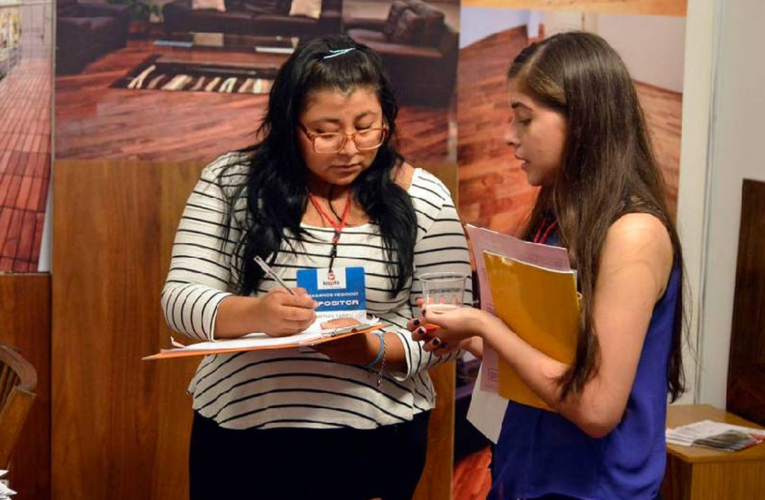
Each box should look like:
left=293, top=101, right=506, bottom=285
left=509, top=32, right=686, bottom=402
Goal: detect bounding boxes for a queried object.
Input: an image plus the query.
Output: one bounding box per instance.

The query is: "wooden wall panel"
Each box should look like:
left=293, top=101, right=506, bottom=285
left=150, top=163, right=204, bottom=499
left=53, top=160, right=457, bottom=499
left=727, top=179, right=765, bottom=426
left=0, top=274, right=51, bottom=500
left=53, top=161, right=165, bottom=499
left=462, top=0, right=687, bottom=17
left=414, top=363, right=456, bottom=500
left=413, top=162, right=459, bottom=500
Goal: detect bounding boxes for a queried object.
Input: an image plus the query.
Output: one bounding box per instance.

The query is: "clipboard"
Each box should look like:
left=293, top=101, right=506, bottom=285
left=143, top=321, right=386, bottom=360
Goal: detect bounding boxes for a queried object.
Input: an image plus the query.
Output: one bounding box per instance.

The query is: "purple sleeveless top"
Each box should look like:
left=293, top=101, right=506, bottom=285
left=489, top=262, right=680, bottom=500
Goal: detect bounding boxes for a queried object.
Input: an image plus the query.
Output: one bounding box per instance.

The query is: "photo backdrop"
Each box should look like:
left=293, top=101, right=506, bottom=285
left=0, top=0, right=53, bottom=273
left=457, top=6, right=686, bottom=236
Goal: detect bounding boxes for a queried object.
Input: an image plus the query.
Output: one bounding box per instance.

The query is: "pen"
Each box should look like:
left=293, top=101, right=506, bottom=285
left=253, top=256, right=296, bottom=296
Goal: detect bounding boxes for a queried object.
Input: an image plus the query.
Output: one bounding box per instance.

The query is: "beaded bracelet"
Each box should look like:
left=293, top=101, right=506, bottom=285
left=375, top=335, right=387, bottom=388
left=362, top=333, right=385, bottom=369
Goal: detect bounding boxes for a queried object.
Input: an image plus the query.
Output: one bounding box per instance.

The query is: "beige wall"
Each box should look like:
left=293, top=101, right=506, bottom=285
left=540, top=9, right=686, bottom=93
left=462, top=0, right=686, bottom=17
left=597, top=14, right=685, bottom=93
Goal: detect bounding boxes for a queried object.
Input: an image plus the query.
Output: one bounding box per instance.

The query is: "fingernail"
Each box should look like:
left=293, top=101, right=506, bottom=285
left=431, top=338, right=441, bottom=347
left=422, top=308, right=427, bottom=315
left=418, top=327, right=426, bottom=335
left=413, top=319, right=421, bottom=326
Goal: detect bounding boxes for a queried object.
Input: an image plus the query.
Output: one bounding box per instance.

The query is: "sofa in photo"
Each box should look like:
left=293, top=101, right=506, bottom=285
left=162, top=0, right=343, bottom=38
left=345, top=0, right=458, bottom=107
left=56, top=0, right=130, bottom=74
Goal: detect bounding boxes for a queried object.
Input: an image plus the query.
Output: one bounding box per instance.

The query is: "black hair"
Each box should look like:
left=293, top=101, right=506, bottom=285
left=221, top=34, right=417, bottom=297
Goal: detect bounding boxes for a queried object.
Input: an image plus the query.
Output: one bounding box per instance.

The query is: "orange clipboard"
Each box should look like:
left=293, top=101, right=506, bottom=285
left=143, top=322, right=386, bottom=361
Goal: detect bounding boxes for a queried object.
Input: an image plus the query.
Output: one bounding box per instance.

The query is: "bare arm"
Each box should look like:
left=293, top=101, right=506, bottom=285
left=417, top=213, right=674, bottom=437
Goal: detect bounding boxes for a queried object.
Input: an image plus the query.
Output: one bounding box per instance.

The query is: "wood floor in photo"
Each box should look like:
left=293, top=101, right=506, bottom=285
left=55, top=40, right=451, bottom=165
left=453, top=446, right=492, bottom=500
left=0, top=58, right=51, bottom=272
left=458, top=27, right=682, bottom=236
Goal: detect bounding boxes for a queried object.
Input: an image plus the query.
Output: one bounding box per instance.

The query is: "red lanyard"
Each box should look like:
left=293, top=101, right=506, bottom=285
left=307, top=190, right=352, bottom=271
left=533, top=218, right=558, bottom=244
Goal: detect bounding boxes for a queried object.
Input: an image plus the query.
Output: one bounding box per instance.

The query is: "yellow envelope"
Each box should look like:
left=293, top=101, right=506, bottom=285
left=484, top=251, right=580, bottom=411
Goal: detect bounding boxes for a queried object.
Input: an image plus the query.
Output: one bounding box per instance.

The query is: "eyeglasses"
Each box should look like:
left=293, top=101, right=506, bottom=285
left=299, top=124, right=388, bottom=154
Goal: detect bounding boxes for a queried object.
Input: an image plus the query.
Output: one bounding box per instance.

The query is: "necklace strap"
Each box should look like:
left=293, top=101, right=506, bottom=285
left=307, top=190, right=353, bottom=271
left=533, top=218, right=558, bottom=244
left=307, top=191, right=352, bottom=238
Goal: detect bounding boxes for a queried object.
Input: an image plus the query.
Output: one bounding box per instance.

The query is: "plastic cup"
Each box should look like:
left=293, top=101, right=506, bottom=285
left=418, top=272, right=468, bottom=335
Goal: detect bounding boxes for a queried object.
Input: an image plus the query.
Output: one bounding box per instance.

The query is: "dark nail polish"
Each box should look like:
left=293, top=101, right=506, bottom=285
left=431, top=337, right=441, bottom=347
left=413, top=319, right=421, bottom=326
left=422, top=308, right=427, bottom=315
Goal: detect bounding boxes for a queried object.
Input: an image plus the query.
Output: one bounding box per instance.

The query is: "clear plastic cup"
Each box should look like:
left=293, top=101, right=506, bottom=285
left=420, top=272, right=468, bottom=312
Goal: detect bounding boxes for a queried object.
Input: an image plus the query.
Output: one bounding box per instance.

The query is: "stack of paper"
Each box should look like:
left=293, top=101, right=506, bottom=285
left=666, top=419, right=765, bottom=451
left=0, top=470, right=16, bottom=498
left=463, top=225, right=576, bottom=442
left=144, top=317, right=384, bottom=360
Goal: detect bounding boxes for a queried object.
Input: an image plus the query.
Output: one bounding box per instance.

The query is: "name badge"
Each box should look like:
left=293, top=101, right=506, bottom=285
left=296, top=266, right=366, bottom=321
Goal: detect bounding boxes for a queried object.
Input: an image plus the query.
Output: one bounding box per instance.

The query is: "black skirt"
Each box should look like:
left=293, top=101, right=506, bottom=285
left=189, top=410, right=431, bottom=500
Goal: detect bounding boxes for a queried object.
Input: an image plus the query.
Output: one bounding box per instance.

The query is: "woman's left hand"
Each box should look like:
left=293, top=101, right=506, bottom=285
left=314, top=330, right=382, bottom=365
left=313, top=318, right=381, bottom=365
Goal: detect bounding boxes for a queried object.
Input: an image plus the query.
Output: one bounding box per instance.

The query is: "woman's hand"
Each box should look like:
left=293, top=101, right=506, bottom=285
left=314, top=329, right=382, bottom=365
left=407, top=306, right=498, bottom=356
left=254, top=288, right=318, bottom=337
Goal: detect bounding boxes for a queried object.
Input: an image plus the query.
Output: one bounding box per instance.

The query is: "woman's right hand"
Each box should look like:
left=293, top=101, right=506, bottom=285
left=214, top=288, right=318, bottom=339
left=255, top=288, right=318, bottom=337
left=406, top=306, right=495, bottom=357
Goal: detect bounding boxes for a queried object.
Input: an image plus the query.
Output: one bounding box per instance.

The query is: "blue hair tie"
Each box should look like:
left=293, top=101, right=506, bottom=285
left=322, top=48, right=356, bottom=60
left=361, top=332, right=385, bottom=369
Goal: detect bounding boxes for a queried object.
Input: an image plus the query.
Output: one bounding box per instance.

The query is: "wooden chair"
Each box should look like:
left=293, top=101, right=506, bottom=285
left=0, top=343, right=37, bottom=470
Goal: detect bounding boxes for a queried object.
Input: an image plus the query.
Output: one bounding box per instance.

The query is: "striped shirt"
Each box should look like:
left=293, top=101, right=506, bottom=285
left=161, top=152, right=472, bottom=430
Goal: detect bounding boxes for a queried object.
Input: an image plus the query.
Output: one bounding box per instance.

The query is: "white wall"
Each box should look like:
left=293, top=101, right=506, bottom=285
left=696, top=0, right=765, bottom=407
left=459, top=7, right=533, bottom=48
left=673, top=0, right=718, bottom=405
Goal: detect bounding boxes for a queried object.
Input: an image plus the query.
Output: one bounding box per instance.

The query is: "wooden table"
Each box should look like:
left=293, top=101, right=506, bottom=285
left=662, top=404, right=765, bottom=500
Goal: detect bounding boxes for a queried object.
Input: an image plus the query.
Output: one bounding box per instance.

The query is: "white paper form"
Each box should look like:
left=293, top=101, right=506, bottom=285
left=145, top=317, right=382, bottom=360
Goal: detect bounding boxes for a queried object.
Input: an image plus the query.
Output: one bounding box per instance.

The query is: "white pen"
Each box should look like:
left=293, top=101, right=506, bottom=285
left=253, top=256, right=296, bottom=296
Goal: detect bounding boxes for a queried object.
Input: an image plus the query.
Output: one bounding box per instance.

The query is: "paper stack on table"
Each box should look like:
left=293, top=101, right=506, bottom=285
left=0, top=470, right=16, bottom=498
left=666, top=419, right=765, bottom=451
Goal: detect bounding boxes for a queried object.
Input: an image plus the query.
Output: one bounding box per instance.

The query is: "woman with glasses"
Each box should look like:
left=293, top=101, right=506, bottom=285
left=161, top=34, right=471, bottom=500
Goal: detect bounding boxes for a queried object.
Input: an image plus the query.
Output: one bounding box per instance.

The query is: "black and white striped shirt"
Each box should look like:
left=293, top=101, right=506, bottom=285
left=161, top=152, right=472, bottom=430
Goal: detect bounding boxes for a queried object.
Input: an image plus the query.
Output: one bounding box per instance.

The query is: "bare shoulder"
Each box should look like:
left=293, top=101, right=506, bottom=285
left=602, top=213, right=674, bottom=297
left=393, top=162, right=416, bottom=191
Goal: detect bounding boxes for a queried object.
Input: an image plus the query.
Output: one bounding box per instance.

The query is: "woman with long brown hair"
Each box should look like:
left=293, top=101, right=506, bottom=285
left=409, top=32, right=684, bottom=500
